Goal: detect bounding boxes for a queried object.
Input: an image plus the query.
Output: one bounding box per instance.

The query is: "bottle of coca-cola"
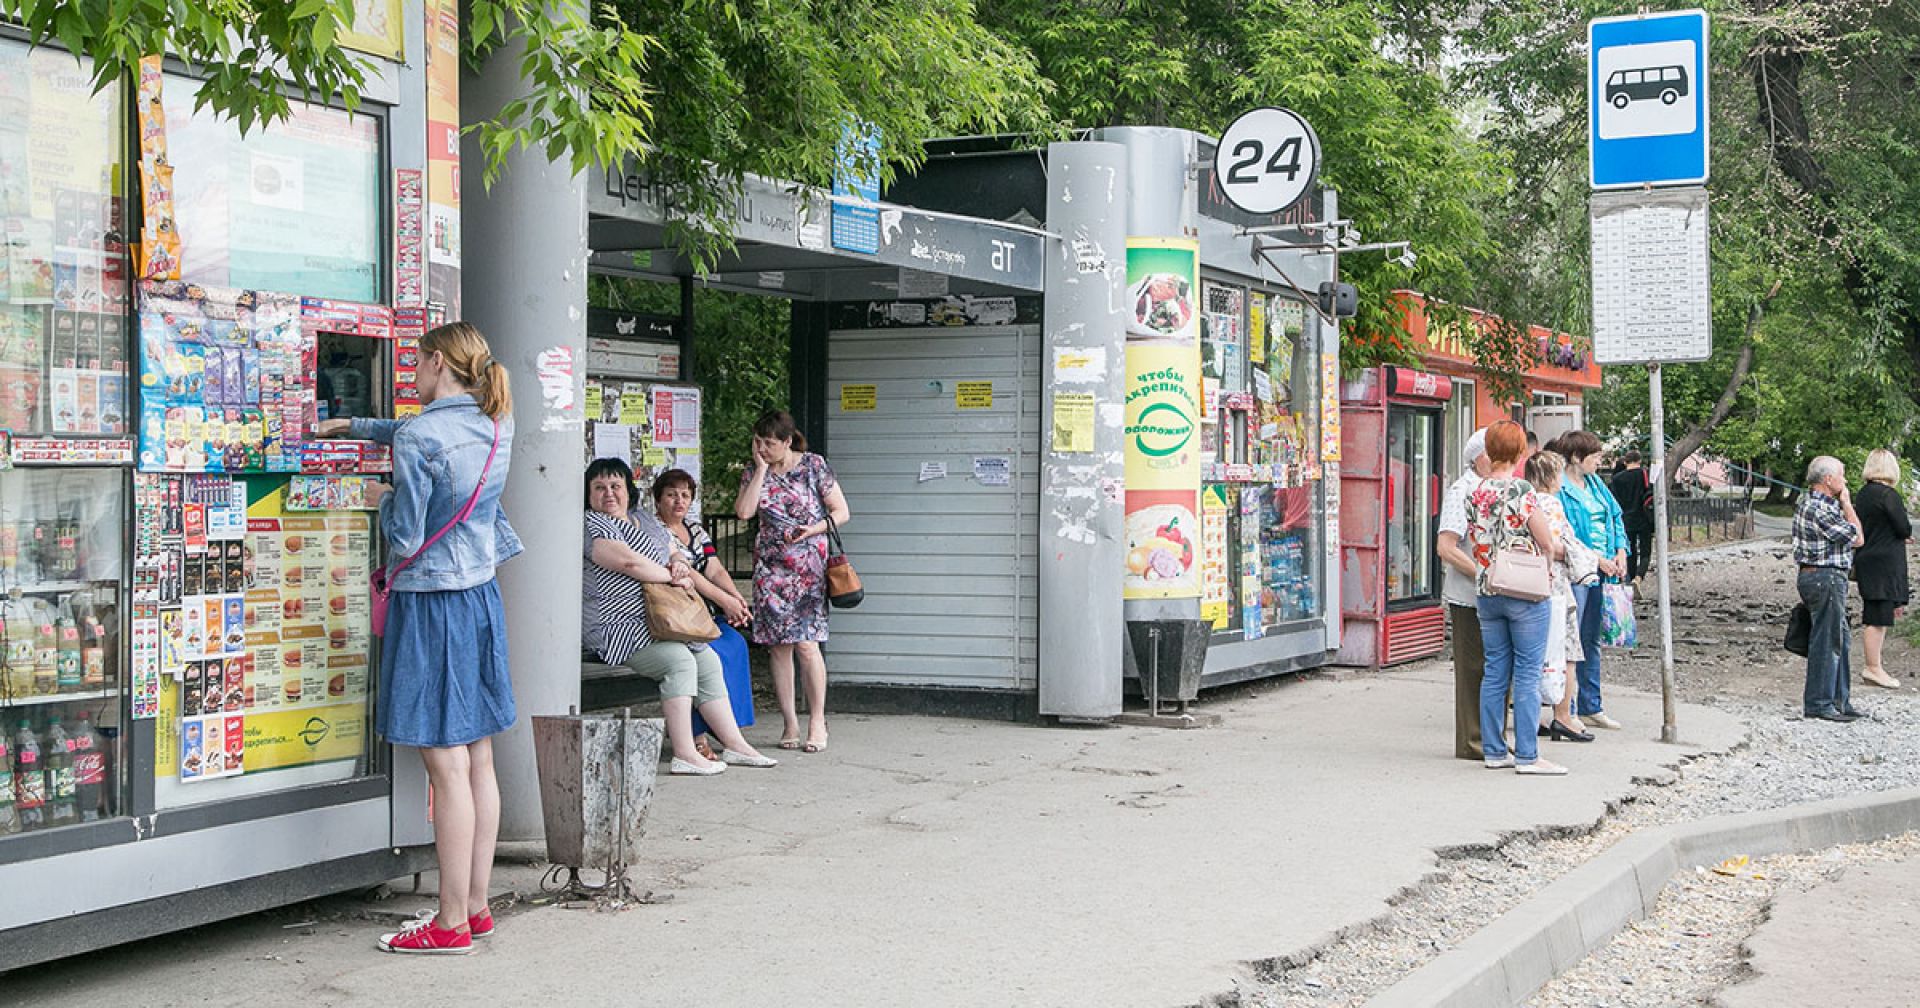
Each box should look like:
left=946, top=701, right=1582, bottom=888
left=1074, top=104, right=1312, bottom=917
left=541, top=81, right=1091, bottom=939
left=70, top=714, right=106, bottom=821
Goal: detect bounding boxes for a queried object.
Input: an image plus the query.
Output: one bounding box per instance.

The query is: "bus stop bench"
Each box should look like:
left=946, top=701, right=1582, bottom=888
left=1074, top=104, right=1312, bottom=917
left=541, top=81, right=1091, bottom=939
left=581, top=650, right=665, bottom=715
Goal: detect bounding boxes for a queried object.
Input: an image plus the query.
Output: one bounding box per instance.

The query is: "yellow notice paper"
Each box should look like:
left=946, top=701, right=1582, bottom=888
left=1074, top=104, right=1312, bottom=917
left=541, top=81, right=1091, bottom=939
left=840, top=383, right=877, bottom=411
left=619, top=383, right=648, bottom=424
left=1051, top=393, right=1095, bottom=452
left=955, top=381, right=993, bottom=409
left=584, top=382, right=604, bottom=419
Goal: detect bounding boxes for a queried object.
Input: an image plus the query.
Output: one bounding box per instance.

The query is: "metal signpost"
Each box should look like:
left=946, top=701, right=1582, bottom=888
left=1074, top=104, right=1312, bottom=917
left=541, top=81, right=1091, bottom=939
left=1588, top=9, right=1711, bottom=745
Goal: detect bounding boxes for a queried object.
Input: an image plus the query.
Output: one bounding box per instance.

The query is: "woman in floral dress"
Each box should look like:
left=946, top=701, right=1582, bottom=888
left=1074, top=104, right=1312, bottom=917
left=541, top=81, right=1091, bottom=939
left=734, top=410, right=850, bottom=753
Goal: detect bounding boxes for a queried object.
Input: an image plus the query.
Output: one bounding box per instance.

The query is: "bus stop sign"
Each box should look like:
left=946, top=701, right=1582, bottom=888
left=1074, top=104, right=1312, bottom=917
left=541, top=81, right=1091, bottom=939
left=1589, top=9, right=1709, bottom=189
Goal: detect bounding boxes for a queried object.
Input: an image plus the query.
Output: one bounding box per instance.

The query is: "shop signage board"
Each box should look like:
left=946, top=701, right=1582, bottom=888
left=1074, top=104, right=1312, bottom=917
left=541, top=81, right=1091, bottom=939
left=1123, top=237, right=1204, bottom=600
left=591, top=161, right=1045, bottom=292
left=1589, top=187, right=1711, bottom=364
left=1589, top=9, right=1710, bottom=189
left=1212, top=108, right=1323, bottom=216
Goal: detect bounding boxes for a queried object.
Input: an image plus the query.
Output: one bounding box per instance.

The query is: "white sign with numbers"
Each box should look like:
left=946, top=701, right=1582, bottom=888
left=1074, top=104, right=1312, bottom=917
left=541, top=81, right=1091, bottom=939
left=1213, top=107, right=1322, bottom=216
left=1590, top=186, right=1712, bottom=364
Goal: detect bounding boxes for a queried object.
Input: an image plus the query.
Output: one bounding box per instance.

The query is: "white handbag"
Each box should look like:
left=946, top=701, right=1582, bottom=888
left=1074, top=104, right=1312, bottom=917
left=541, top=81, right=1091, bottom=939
left=1487, top=540, right=1552, bottom=602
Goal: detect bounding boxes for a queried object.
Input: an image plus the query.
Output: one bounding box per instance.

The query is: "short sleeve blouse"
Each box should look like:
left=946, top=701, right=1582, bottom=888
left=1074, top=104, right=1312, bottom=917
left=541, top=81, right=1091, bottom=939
left=1464, top=477, right=1540, bottom=596
left=582, top=509, right=672, bottom=664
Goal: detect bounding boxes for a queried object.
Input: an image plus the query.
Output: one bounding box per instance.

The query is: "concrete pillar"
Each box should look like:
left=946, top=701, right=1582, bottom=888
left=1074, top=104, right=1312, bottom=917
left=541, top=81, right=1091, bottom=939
left=1039, top=141, right=1129, bottom=719
left=460, top=39, right=589, bottom=841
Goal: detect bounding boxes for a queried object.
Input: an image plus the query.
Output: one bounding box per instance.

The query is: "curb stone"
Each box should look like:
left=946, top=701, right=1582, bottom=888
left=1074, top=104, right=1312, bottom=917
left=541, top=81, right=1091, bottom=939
left=1364, top=786, right=1920, bottom=1008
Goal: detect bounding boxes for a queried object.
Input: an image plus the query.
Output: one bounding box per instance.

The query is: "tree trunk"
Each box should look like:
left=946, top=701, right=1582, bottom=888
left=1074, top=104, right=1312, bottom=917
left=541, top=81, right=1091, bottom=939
left=1664, top=288, right=1774, bottom=494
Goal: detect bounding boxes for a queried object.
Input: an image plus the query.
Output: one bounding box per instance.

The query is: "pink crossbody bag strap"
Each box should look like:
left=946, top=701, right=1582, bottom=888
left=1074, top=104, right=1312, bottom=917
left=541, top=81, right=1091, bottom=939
left=386, top=419, right=501, bottom=580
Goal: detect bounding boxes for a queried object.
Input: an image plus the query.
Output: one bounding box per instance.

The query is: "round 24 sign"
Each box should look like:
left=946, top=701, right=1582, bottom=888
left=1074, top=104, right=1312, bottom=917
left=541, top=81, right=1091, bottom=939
left=1214, top=108, right=1322, bottom=215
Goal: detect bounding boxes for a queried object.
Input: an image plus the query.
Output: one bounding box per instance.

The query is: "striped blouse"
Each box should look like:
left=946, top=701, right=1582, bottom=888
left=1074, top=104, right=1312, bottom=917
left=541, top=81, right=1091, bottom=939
left=582, top=509, right=675, bottom=665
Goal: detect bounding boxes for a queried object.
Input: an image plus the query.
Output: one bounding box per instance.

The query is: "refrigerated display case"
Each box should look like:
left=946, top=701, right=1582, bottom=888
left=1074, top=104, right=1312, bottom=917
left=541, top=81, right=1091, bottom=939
left=1336, top=367, right=1449, bottom=668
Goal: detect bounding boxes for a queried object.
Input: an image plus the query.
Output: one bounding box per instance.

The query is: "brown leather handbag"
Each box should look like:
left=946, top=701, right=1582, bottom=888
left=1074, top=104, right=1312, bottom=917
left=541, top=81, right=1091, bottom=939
left=824, top=512, right=863, bottom=609
left=642, top=582, right=721, bottom=643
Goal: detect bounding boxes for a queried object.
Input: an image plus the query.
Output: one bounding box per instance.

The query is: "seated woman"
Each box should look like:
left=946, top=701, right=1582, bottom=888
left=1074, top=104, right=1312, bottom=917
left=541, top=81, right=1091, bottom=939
left=648, top=468, right=755, bottom=757
left=582, top=458, right=775, bottom=776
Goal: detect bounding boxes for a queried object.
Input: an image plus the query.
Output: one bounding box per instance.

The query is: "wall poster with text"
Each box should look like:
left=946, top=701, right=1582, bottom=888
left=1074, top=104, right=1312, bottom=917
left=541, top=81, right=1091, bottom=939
left=1123, top=237, right=1202, bottom=600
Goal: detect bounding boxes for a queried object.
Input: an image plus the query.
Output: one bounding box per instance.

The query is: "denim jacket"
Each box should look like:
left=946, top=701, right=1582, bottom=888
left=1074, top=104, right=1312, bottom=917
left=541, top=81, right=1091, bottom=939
left=352, top=394, right=522, bottom=591
left=1557, top=472, right=1626, bottom=563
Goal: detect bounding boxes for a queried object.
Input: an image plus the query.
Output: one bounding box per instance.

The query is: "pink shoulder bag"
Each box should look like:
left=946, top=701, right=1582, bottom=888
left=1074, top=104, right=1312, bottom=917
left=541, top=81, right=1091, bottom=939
left=369, top=421, right=501, bottom=636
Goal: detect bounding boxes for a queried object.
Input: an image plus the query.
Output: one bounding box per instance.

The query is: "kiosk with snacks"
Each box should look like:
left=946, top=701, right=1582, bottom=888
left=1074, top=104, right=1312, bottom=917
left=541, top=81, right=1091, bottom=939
left=0, top=17, right=446, bottom=967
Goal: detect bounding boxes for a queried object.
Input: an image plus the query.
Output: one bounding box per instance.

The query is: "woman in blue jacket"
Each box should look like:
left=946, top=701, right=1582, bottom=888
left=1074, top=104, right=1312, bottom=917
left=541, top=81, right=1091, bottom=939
left=321, top=322, right=521, bottom=954
left=1552, top=431, right=1629, bottom=729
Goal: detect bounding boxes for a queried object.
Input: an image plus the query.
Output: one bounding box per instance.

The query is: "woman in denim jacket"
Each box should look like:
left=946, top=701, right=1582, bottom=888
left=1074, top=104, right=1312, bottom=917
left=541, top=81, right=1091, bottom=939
left=320, top=321, right=521, bottom=955
left=1550, top=431, right=1628, bottom=730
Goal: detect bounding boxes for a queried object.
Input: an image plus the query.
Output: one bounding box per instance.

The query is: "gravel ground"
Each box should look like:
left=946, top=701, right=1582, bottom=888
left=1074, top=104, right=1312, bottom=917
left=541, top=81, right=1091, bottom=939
left=1227, top=536, right=1920, bottom=1008
left=1527, top=833, right=1920, bottom=1008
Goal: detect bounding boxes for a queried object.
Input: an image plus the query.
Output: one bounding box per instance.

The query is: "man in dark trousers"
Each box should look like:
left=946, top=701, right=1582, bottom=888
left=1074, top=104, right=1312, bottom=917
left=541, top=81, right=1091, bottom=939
left=1610, top=450, right=1655, bottom=582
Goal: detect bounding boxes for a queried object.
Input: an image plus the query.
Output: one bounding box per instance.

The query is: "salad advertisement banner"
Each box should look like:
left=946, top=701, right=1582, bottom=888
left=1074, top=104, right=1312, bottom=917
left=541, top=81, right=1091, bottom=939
left=1123, top=238, right=1202, bottom=600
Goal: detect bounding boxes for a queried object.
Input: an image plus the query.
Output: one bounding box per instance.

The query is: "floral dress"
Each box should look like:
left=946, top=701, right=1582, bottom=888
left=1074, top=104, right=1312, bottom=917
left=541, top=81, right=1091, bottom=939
left=740, top=452, right=837, bottom=644
left=1464, top=477, right=1540, bottom=596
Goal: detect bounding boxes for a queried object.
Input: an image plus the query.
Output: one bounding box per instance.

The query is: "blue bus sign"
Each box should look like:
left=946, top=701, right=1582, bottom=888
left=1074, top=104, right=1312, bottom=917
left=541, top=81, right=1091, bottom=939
left=1589, top=9, right=1709, bottom=189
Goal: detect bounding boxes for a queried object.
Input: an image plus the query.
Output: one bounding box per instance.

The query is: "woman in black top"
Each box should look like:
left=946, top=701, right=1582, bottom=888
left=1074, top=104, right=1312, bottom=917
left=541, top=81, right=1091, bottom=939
left=1856, top=449, right=1911, bottom=688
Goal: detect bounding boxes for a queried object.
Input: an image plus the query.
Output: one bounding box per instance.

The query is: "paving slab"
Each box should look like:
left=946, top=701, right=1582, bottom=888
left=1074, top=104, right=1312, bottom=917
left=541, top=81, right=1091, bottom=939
left=0, top=662, right=1744, bottom=1008
left=1714, top=855, right=1920, bottom=1008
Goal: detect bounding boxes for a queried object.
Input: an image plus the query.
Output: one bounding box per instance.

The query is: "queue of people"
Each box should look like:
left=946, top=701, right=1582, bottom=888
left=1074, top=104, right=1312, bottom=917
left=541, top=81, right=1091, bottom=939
left=1438, top=422, right=1638, bottom=777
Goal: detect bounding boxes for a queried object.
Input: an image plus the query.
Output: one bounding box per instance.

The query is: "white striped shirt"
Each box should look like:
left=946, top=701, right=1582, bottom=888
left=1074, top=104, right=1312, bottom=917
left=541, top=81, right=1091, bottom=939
left=582, top=509, right=672, bottom=665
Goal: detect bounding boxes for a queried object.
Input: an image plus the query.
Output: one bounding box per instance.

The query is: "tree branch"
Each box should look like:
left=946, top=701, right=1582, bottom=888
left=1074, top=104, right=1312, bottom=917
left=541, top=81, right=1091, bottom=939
left=1664, top=281, right=1779, bottom=492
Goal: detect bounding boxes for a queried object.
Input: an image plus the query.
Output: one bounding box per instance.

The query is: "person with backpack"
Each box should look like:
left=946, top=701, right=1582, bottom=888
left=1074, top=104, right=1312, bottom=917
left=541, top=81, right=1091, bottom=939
left=1608, top=450, right=1655, bottom=583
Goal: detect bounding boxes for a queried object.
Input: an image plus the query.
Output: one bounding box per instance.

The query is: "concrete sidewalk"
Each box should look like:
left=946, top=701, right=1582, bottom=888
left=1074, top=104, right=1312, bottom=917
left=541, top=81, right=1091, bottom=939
left=1, top=663, right=1744, bottom=1008
left=1714, top=855, right=1920, bottom=1008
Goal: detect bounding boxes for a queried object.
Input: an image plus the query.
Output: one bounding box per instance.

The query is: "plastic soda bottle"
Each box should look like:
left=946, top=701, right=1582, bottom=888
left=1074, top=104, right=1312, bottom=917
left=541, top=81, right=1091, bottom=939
left=71, top=715, right=105, bottom=822
left=54, top=598, right=81, bottom=693
left=32, top=601, right=57, bottom=696
left=43, top=716, right=76, bottom=826
left=0, top=731, right=16, bottom=835
left=13, top=719, right=44, bottom=831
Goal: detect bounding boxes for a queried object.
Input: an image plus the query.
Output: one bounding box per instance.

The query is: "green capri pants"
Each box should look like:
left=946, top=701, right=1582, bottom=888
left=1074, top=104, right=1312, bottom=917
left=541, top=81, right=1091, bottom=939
left=623, top=641, right=728, bottom=706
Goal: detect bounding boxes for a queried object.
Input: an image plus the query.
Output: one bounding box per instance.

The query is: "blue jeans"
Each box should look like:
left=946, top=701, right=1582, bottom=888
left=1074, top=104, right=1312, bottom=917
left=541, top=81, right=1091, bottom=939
left=1476, top=594, right=1551, bottom=764
left=1571, top=582, right=1607, bottom=716
left=1798, top=568, right=1853, bottom=715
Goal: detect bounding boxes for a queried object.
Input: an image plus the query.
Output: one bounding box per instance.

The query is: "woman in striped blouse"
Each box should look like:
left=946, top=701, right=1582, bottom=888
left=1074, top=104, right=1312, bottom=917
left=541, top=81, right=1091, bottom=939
left=582, top=458, right=775, bottom=776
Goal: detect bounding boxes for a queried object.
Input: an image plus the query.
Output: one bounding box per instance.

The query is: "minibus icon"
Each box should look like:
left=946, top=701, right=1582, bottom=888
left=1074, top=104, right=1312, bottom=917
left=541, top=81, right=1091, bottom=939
left=1605, top=65, right=1688, bottom=108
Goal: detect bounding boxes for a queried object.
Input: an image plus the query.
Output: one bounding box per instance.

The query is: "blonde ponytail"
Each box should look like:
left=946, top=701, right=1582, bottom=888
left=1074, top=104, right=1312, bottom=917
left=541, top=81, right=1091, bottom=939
left=422, top=321, right=513, bottom=420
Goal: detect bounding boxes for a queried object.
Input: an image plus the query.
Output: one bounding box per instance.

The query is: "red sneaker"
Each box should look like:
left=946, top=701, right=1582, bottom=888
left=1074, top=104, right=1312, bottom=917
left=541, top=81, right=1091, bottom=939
left=377, top=915, right=473, bottom=955
left=468, top=908, right=495, bottom=938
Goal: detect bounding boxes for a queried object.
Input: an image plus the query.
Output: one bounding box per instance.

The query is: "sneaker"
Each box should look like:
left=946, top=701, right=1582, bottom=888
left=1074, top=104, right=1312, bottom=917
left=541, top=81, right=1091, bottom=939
left=1585, top=713, right=1622, bottom=730
left=670, top=757, right=727, bottom=776
left=378, top=915, right=473, bottom=955
left=468, top=908, right=495, bottom=939
left=719, top=749, right=778, bottom=768
left=1483, top=755, right=1515, bottom=769
left=1516, top=759, right=1570, bottom=776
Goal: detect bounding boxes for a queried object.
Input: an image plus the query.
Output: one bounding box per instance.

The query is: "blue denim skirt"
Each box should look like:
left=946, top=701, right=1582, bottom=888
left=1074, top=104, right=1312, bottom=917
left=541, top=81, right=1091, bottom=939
left=378, top=580, right=516, bottom=748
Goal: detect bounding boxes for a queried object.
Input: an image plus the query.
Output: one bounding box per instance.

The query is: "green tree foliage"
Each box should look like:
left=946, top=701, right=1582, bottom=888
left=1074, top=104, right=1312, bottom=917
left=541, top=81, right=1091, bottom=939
left=612, top=0, right=1056, bottom=268
left=1466, top=1, right=1920, bottom=483
left=978, top=0, right=1525, bottom=385
left=0, top=0, right=653, bottom=175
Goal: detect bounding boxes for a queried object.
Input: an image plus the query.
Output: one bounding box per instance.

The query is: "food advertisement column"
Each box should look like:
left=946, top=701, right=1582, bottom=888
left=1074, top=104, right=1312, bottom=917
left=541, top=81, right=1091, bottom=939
left=1122, top=238, right=1203, bottom=601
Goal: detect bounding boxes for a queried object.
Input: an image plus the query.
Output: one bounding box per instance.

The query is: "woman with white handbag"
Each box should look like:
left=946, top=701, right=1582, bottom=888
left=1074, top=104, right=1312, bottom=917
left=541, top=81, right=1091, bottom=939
left=1465, top=421, right=1568, bottom=776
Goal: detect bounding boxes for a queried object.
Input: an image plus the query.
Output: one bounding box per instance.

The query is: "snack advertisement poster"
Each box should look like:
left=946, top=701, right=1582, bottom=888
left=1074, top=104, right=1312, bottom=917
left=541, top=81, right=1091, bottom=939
left=1122, top=238, right=1204, bottom=601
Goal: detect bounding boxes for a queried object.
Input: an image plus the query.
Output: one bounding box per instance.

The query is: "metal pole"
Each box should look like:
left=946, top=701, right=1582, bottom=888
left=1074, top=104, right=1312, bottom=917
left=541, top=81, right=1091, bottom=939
left=1649, top=363, right=1678, bottom=743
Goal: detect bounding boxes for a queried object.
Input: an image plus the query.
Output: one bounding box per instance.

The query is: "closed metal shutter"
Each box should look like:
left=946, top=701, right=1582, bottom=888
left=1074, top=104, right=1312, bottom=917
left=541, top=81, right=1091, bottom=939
left=823, top=325, right=1040, bottom=690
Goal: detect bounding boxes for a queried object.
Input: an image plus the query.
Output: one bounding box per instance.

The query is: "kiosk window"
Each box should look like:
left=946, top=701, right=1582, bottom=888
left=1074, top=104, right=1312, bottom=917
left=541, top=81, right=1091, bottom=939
left=316, top=331, right=385, bottom=422
left=162, top=78, right=383, bottom=302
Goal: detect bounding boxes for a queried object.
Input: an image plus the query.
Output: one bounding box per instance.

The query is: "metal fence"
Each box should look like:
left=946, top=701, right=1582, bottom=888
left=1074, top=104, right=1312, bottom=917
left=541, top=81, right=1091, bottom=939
left=702, top=514, right=757, bottom=578
left=1667, top=493, right=1754, bottom=543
